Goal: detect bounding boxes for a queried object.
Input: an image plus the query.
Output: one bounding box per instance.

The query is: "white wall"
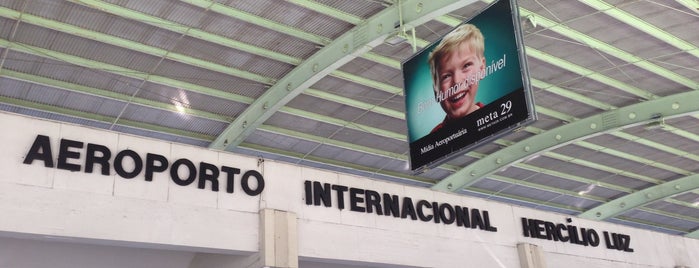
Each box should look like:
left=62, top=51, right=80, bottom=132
left=1, top=111, right=698, bottom=268
left=0, top=236, right=196, bottom=268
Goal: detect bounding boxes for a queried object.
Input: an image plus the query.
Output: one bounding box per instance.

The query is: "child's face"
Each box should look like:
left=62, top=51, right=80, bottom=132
left=436, top=41, right=485, bottom=120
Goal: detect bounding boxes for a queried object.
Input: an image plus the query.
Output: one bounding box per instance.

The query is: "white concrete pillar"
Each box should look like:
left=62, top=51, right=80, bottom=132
left=517, top=243, right=546, bottom=268
left=260, top=209, right=298, bottom=268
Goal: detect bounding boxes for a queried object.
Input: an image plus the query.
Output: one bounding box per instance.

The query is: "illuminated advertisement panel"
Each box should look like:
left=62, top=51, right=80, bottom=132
left=403, top=0, right=536, bottom=172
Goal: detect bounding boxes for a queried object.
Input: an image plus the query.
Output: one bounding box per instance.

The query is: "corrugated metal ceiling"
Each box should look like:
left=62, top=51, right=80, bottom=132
left=1, top=0, right=699, bottom=238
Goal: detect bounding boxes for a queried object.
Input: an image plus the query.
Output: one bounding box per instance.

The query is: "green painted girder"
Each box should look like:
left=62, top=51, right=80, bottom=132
left=432, top=90, right=699, bottom=192
left=9, top=67, right=697, bottom=230
left=435, top=9, right=698, bottom=91
left=1, top=68, right=429, bottom=178
left=0, top=6, right=411, bottom=126
left=0, top=35, right=409, bottom=143
left=514, top=162, right=633, bottom=194
left=0, top=95, right=216, bottom=142
left=67, top=0, right=405, bottom=81
left=181, top=0, right=332, bottom=45
left=517, top=127, right=677, bottom=186
left=0, top=94, right=431, bottom=185
left=676, top=0, right=699, bottom=15
left=0, top=69, right=232, bottom=122
left=488, top=174, right=607, bottom=203
left=615, top=215, right=691, bottom=234
left=518, top=7, right=699, bottom=90
left=10, top=1, right=699, bottom=226
left=579, top=0, right=699, bottom=59
left=578, top=173, right=699, bottom=220
left=278, top=106, right=406, bottom=141
left=465, top=187, right=586, bottom=213
left=331, top=70, right=404, bottom=95
left=491, top=174, right=699, bottom=227
left=286, top=0, right=364, bottom=25
left=0, top=5, right=410, bottom=128
left=575, top=141, right=693, bottom=177
left=467, top=186, right=690, bottom=234
left=239, top=142, right=436, bottom=185
left=303, top=88, right=404, bottom=119
left=685, top=224, right=699, bottom=238
left=0, top=6, right=277, bottom=85
left=530, top=78, right=616, bottom=111
left=641, top=206, right=699, bottom=225
left=542, top=151, right=664, bottom=186
left=526, top=48, right=657, bottom=100
left=65, top=0, right=301, bottom=65
left=0, top=38, right=255, bottom=104
left=0, top=2, right=409, bottom=143
left=661, top=124, right=699, bottom=143
left=255, top=124, right=466, bottom=173
left=209, top=0, right=480, bottom=151
left=183, top=1, right=413, bottom=96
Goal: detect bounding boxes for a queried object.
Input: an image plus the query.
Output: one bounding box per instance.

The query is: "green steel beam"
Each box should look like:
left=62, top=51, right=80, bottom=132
left=526, top=48, right=657, bottom=100
left=184, top=0, right=419, bottom=97
left=308, top=31, right=694, bottom=185
left=256, top=124, right=467, bottom=173
left=11, top=2, right=680, bottom=196
left=0, top=37, right=411, bottom=145
left=66, top=0, right=302, bottom=65
left=675, top=0, right=699, bottom=15
left=530, top=78, right=617, bottom=111
left=579, top=0, right=699, bottom=59
left=518, top=8, right=699, bottom=90
left=0, top=2, right=411, bottom=129
left=303, top=88, right=404, bottom=119
left=278, top=106, right=406, bottom=141
left=361, top=53, right=402, bottom=69
left=0, top=5, right=414, bottom=131
left=661, top=124, right=699, bottom=143
left=578, top=173, right=699, bottom=220
left=0, top=6, right=276, bottom=85
left=641, top=206, right=699, bottom=225
left=182, top=0, right=332, bottom=45
left=0, top=94, right=434, bottom=186
left=331, top=70, right=404, bottom=95
left=436, top=9, right=697, bottom=92
left=575, top=141, right=693, bottom=177
left=488, top=174, right=608, bottom=203
left=542, top=151, right=664, bottom=185
left=259, top=125, right=409, bottom=163
left=238, top=142, right=436, bottom=185
left=67, top=0, right=403, bottom=80
left=0, top=38, right=255, bottom=104
left=468, top=183, right=690, bottom=235
left=686, top=226, right=699, bottom=239
left=534, top=105, right=578, bottom=123
left=56, top=0, right=463, bottom=149
left=0, top=69, right=232, bottom=122
left=210, top=0, right=480, bottom=151
left=433, top=90, right=699, bottom=192
left=514, top=163, right=633, bottom=194
left=286, top=0, right=364, bottom=25
left=12, top=1, right=699, bottom=229
left=0, top=95, right=215, bottom=142
left=465, top=187, right=586, bottom=213
left=615, top=215, right=691, bottom=234
left=1, top=68, right=432, bottom=179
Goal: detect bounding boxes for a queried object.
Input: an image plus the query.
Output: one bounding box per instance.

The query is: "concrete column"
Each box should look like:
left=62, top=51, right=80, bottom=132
left=260, top=209, right=298, bottom=268
left=517, top=243, right=546, bottom=268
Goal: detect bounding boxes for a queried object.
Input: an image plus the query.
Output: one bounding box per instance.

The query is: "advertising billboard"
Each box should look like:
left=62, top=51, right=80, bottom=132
left=403, top=0, right=536, bottom=172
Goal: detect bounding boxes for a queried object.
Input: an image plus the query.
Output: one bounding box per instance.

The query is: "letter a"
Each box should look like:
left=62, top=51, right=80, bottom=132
left=23, top=135, right=54, bottom=167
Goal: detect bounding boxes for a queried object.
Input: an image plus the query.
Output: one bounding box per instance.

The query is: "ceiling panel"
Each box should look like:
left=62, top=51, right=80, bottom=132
left=1, top=0, right=698, bottom=238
